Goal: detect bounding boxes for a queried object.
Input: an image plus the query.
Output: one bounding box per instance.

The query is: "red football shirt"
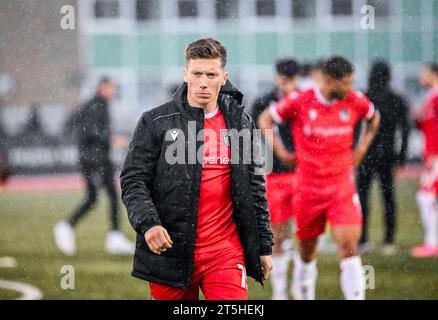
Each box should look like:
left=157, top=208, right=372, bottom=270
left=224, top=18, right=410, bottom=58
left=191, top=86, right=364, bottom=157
left=419, top=86, right=438, bottom=160
left=195, top=107, right=242, bottom=254
left=270, top=87, right=375, bottom=197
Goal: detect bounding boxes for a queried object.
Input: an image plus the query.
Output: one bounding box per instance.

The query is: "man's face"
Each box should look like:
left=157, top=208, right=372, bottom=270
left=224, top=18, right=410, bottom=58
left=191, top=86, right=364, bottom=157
left=98, top=82, right=116, bottom=101
left=184, top=58, right=228, bottom=109
left=419, top=67, right=434, bottom=88
left=322, top=73, right=353, bottom=100
left=276, top=75, right=297, bottom=96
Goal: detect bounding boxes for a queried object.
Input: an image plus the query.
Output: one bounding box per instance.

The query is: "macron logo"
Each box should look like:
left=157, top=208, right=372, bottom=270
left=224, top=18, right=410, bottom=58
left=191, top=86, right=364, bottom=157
left=170, top=129, right=180, bottom=141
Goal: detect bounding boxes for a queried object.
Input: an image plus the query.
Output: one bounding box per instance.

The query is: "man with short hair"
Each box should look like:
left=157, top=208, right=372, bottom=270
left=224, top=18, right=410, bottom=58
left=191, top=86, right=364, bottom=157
left=120, top=38, right=273, bottom=300
left=259, top=56, right=380, bottom=300
left=411, top=62, right=438, bottom=258
left=250, top=58, right=300, bottom=300
left=54, top=77, right=134, bottom=256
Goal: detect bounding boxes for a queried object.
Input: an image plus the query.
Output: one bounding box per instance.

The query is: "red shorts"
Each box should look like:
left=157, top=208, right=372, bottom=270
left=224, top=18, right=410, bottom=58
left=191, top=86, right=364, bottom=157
left=420, top=158, right=438, bottom=196
left=265, top=172, right=296, bottom=225
left=294, top=187, right=363, bottom=241
left=149, top=245, right=247, bottom=300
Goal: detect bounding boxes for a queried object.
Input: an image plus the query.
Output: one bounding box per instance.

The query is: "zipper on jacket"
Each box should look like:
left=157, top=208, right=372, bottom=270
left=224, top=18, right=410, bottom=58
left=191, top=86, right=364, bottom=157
left=185, top=110, right=205, bottom=288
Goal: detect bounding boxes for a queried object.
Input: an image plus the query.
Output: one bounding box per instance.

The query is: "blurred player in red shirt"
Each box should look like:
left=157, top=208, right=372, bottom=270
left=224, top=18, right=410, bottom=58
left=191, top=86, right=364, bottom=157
left=259, top=56, right=380, bottom=300
left=411, top=63, right=438, bottom=258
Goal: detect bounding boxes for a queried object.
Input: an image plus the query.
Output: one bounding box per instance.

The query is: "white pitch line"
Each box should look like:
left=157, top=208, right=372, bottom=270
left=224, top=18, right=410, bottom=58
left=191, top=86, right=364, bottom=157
left=0, top=280, right=43, bottom=300
left=0, top=256, right=43, bottom=300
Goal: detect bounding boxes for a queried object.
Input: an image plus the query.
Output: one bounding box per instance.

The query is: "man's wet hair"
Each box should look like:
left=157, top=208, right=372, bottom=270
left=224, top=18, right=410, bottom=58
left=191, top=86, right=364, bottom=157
left=425, top=62, right=438, bottom=76
left=322, top=56, right=354, bottom=80
left=185, top=38, right=227, bottom=67
left=98, top=76, right=112, bottom=86
left=275, top=58, right=300, bottom=78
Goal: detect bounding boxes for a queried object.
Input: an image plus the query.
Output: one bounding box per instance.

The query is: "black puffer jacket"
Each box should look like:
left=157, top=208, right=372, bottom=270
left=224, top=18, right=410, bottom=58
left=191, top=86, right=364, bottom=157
left=120, top=81, right=273, bottom=289
left=76, top=95, right=112, bottom=167
left=364, top=88, right=410, bottom=165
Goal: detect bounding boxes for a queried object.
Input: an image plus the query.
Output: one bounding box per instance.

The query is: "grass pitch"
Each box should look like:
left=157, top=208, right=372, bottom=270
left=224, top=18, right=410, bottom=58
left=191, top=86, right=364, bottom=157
left=1, top=180, right=438, bottom=299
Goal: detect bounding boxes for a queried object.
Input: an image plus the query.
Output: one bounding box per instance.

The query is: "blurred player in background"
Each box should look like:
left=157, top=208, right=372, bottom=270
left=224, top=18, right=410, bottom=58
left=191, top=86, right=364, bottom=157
left=299, top=59, right=338, bottom=254
left=54, top=77, right=134, bottom=256
left=259, top=56, right=380, bottom=300
left=357, top=61, right=410, bottom=256
left=411, top=62, right=438, bottom=258
left=251, top=58, right=300, bottom=300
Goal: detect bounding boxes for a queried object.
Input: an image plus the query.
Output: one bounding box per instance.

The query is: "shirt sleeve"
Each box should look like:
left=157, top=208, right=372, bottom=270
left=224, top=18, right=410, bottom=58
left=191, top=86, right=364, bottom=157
left=432, top=95, right=438, bottom=118
left=269, top=92, right=300, bottom=124
left=357, top=93, right=375, bottom=121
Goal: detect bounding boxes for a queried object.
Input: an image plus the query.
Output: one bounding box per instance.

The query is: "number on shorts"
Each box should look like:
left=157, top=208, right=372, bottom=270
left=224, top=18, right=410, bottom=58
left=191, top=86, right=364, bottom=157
left=237, top=263, right=247, bottom=289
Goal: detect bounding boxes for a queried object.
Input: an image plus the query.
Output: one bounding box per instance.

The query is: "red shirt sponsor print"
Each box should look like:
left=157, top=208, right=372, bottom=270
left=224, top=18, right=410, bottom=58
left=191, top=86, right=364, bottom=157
left=195, top=107, right=242, bottom=253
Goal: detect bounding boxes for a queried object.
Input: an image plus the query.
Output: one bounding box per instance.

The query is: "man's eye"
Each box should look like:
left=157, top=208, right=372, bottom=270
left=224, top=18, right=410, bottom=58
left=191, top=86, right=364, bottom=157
left=207, top=74, right=216, bottom=78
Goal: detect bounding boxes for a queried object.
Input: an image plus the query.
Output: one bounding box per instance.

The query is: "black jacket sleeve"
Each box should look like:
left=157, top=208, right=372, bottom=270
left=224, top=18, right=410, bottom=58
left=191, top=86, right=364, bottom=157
left=397, top=95, right=410, bottom=165
left=247, top=112, right=274, bottom=256
left=120, top=112, right=162, bottom=235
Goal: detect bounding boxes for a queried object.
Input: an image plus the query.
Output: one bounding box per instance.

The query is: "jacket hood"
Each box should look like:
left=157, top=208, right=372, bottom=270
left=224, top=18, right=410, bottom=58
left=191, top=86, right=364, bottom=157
left=218, top=80, right=244, bottom=105
left=368, top=60, right=391, bottom=92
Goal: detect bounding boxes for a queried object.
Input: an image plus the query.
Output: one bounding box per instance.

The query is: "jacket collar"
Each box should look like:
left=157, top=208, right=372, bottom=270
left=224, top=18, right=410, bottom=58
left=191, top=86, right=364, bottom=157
left=173, top=80, right=244, bottom=120
left=92, top=95, right=108, bottom=108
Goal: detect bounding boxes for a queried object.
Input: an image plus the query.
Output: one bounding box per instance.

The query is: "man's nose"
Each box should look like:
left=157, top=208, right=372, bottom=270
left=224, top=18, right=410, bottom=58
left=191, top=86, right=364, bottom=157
left=199, top=75, right=208, bottom=88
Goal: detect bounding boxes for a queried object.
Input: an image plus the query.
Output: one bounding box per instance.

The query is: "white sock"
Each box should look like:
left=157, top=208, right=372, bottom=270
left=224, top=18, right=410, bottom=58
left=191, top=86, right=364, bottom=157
left=292, top=253, right=317, bottom=300
left=340, top=256, right=365, bottom=300
left=416, top=191, right=438, bottom=246
left=270, top=253, right=290, bottom=299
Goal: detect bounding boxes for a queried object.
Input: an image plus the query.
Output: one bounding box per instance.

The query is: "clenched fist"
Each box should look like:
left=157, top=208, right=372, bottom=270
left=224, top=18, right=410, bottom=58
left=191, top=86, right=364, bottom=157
left=144, top=225, right=173, bottom=255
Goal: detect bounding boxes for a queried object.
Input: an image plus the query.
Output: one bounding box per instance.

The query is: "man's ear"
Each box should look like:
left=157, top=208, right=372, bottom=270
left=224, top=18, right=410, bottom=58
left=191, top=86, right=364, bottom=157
left=183, top=68, right=188, bottom=83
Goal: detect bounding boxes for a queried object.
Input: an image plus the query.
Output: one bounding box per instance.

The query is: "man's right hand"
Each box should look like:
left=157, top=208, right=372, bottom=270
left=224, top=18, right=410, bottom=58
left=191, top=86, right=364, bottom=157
left=144, top=225, right=173, bottom=255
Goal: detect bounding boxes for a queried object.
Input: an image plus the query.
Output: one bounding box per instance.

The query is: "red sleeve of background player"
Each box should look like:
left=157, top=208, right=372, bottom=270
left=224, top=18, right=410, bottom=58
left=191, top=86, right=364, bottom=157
left=356, top=91, right=376, bottom=121
left=269, top=91, right=301, bottom=124
left=433, top=95, right=438, bottom=119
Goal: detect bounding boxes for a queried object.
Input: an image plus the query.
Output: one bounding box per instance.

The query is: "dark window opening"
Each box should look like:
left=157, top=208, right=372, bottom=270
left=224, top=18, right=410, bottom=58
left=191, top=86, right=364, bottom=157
left=215, top=0, right=239, bottom=20
left=367, top=0, right=390, bottom=17
left=256, top=0, right=276, bottom=17
left=292, top=0, right=316, bottom=18
left=178, top=0, right=198, bottom=18
left=332, top=0, right=353, bottom=16
left=136, top=0, right=161, bottom=20
left=94, top=0, right=119, bottom=18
